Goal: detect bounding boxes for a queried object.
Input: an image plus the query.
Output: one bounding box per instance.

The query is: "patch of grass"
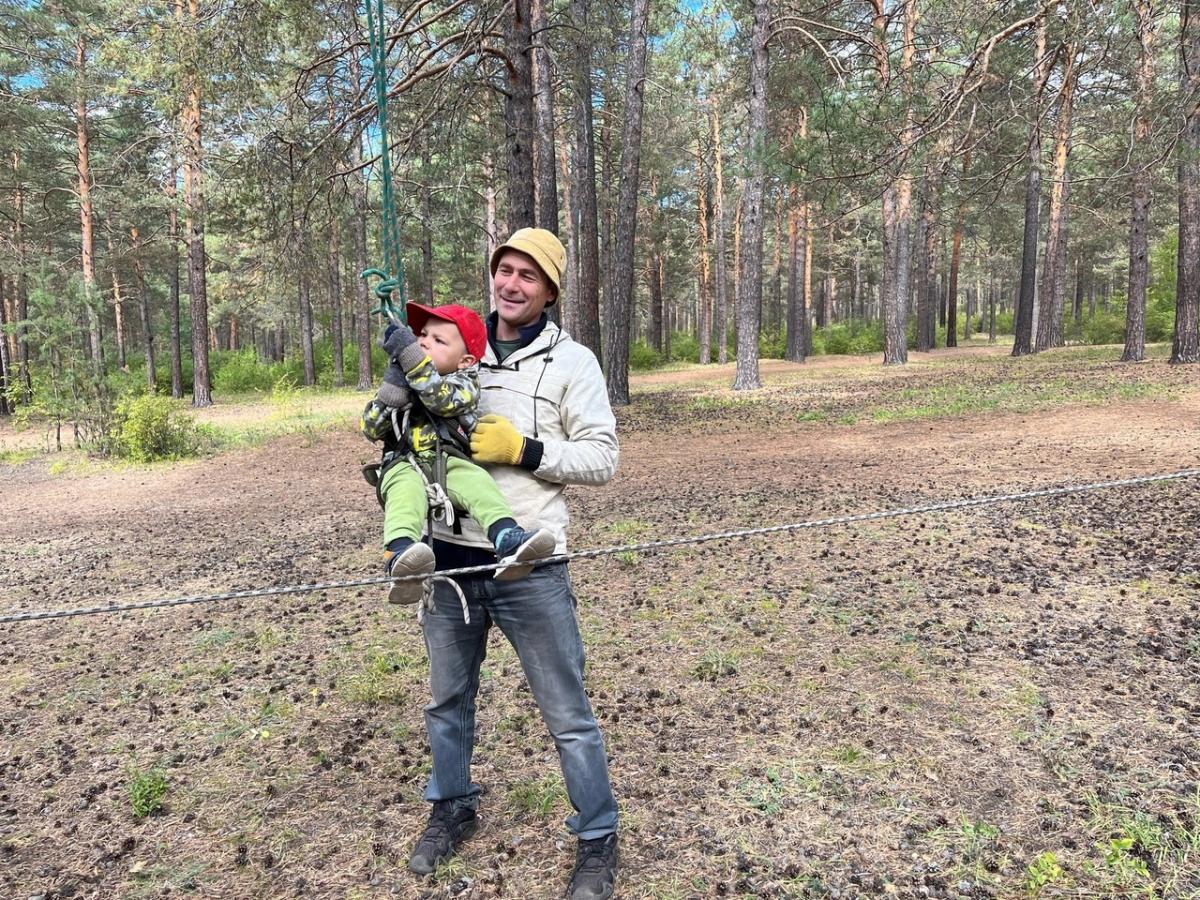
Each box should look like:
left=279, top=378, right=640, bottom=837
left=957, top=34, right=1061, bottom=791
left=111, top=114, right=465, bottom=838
left=127, top=768, right=169, bottom=818
left=686, top=394, right=762, bottom=414
left=340, top=649, right=423, bottom=706
left=507, top=772, right=567, bottom=818
left=691, top=649, right=740, bottom=681
left=0, top=448, right=37, bottom=465
left=740, top=768, right=787, bottom=815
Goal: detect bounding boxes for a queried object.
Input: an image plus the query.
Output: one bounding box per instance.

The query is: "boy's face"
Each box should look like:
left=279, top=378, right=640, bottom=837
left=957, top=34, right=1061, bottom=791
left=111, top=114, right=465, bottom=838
left=418, top=319, right=477, bottom=375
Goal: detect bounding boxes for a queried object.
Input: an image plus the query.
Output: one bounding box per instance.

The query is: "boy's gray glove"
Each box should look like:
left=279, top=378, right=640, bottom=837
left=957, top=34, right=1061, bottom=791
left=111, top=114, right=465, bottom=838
left=376, top=362, right=411, bottom=408
left=381, top=322, right=417, bottom=358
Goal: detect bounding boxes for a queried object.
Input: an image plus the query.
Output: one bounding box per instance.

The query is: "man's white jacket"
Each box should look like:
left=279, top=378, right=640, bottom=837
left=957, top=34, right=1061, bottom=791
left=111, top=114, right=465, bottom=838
left=431, top=319, right=619, bottom=554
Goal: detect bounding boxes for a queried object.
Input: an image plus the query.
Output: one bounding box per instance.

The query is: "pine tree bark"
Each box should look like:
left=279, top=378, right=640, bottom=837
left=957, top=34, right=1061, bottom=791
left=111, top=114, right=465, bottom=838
left=420, top=141, right=435, bottom=305
left=1037, top=47, right=1077, bottom=351
left=1175, top=0, right=1200, bottom=363
left=107, top=234, right=128, bottom=371
left=505, top=0, right=536, bottom=231
left=785, top=184, right=806, bottom=362
left=697, top=148, right=712, bottom=365
left=179, top=0, right=211, bottom=404
left=11, top=151, right=30, bottom=401
left=329, top=218, right=344, bottom=387
left=569, top=0, right=602, bottom=359
left=166, top=172, right=184, bottom=398
left=603, top=0, right=650, bottom=405
left=484, top=150, right=499, bottom=311
left=947, top=148, right=971, bottom=348
left=733, top=0, right=769, bottom=390
left=75, top=35, right=103, bottom=376
left=1123, top=0, right=1158, bottom=361
left=710, top=98, right=729, bottom=367
left=130, top=226, right=155, bottom=391
left=348, top=58, right=374, bottom=391
left=916, top=177, right=936, bottom=351
left=531, top=0, right=558, bottom=233
left=877, top=0, right=916, bottom=365
left=1014, top=15, right=1048, bottom=357
left=296, top=224, right=315, bottom=386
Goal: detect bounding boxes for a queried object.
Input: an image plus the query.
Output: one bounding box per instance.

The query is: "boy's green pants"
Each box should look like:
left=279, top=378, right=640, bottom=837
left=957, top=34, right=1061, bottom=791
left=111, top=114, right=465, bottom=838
left=380, top=455, right=513, bottom=545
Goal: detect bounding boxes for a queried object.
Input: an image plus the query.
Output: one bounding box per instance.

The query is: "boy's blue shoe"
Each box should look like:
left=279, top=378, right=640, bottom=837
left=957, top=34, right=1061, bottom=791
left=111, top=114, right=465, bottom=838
left=386, top=542, right=435, bottom=604
left=493, top=526, right=555, bottom=581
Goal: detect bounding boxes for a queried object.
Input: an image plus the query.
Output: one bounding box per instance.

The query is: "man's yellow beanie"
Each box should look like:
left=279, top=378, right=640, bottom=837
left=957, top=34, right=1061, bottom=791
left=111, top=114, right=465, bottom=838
left=490, top=228, right=566, bottom=302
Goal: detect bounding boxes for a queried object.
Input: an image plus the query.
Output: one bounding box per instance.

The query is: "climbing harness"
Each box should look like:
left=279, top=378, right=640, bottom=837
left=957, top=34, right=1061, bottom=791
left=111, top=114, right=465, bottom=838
left=360, top=0, right=407, bottom=325
left=3, top=467, right=1198, bottom=625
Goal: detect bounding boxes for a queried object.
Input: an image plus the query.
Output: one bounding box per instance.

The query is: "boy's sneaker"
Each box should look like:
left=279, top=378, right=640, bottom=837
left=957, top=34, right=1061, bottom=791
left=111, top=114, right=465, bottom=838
left=493, top=526, right=556, bottom=581
left=407, top=800, right=479, bottom=875
left=567, top=833, right=618, bottom=900
left=387, top=542, right=435, bottom=604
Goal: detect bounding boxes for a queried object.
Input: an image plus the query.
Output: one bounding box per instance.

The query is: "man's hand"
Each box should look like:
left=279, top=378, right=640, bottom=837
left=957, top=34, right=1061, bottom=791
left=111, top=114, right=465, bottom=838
left=381, top=322, right=416, bottom=358
left=470, top=414, right=526, bottom=465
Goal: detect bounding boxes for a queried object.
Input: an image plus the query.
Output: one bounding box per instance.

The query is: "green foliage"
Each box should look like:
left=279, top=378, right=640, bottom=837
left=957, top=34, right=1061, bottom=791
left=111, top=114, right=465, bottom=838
left=506, top=773, right=568, bottom=818
left=692, top=649, right=740, bottom=681
left=629, top=341, right=664, bottom=371
left=1024, top=851, right=1066, bottom=897
left=668, top=331, right=700, bottom=363
left=114, top=394, right=208, bottom=462
left=1081, top=311, right=1126, bottom=346
left=812, top=321, right=884, bottom=355
left=127, top=768, right=169, bottom=819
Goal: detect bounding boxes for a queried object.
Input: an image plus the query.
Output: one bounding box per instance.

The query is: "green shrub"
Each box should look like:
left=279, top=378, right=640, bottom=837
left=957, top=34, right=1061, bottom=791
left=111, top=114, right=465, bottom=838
left=114, top=394, right=205, bottom=462
left=758, top=329, right=785, bottom=359
left=1082, top=311, right=1125, bottom=346
left=127, top=768, right=169, bottom=818
left=212, top=350, right=276, bottom=393
left=668, top=331, right=700, bottom=363
left=629, top=341, right=664, bottom=371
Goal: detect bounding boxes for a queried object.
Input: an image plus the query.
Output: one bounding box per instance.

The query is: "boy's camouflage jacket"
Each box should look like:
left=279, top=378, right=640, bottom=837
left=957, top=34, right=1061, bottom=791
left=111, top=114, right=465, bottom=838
left=366, top=348, right=479, bottom=457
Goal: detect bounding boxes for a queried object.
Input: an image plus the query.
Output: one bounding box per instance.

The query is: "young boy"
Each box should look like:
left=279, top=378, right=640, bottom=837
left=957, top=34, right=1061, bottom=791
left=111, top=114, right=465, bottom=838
left=360, top=302, right=554, bottom=604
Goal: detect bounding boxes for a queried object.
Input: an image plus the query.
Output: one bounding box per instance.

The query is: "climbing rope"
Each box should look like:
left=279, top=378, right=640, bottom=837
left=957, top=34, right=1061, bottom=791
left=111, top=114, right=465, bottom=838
left=361, top=0, right=407, bottom=324
left=2, top=468, right=1197, bottom=625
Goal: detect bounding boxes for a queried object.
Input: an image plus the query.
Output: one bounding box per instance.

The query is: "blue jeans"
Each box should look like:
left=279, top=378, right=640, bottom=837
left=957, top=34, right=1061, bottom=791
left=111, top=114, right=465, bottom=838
left=421, top=562, right=618, bottom=839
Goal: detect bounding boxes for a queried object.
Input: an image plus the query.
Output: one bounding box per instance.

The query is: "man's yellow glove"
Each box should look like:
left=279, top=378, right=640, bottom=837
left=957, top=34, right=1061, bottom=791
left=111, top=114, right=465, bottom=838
left=470, top=414, right=526, bottom=465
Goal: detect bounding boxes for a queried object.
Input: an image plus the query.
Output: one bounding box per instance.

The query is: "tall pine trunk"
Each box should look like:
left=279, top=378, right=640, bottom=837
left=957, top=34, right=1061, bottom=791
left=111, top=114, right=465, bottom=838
left=131, top=226, right=155, bottom=391
left=11, top=151, right=30, bottom=401
left=179, top=0, right=211, bottom=405
left=603, top=0, right=650, bottom=405
left=532, top=0, right=558, bottom=233
left=322, top=221, right=340, bottom=388
left=785, top=181, right=806, bottom=362
left=505, top=0, right=536, bottom=231
left=75, top=35, right=102, bottom=376
left=1124, top=2, right=1158, bottom=361
left=697, top=147, right=712, bottom=365
left=710, top=98, right=729, bottom=367
left=1175, top=0, right=1200, bottom=362
left=947, top=147, right=970, bottom=348
left=733, top=0, right=770, bottom=390
left=1014, top=15, right=1048, bottom=357
left=1037, top=48, right=1077, bottom=351
left=166, top=172, right=183, bottom=398
left=569, top=0, right=602, bottom=359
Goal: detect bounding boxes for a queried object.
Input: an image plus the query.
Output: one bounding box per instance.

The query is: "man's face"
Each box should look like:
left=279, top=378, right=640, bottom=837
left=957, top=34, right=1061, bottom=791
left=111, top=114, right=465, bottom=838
left=493, top=250, right=554, bottom=331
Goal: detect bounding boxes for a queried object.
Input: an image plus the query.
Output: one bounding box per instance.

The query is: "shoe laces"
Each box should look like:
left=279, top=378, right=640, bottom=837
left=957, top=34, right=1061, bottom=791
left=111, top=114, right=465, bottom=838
left=574, top=835, right=615, bottom=874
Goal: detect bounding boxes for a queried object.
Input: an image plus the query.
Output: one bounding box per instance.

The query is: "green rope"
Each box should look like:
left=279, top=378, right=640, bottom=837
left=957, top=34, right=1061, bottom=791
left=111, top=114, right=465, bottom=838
left=362, top=0, right=406, bottom=325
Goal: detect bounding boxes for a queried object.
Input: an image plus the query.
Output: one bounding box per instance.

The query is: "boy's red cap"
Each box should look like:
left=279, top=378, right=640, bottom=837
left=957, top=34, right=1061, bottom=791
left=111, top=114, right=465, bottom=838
left=406, top=302, right=487, bottom=361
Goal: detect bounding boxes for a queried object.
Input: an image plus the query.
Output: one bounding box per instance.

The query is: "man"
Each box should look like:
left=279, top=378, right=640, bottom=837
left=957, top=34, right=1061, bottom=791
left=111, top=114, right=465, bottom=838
left=407, top=227, right=620, bottom=900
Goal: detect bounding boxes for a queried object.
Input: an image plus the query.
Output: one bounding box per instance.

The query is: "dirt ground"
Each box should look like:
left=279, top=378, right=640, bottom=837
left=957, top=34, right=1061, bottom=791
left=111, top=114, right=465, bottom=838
left=2, top=346, right=1199, bottom=899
